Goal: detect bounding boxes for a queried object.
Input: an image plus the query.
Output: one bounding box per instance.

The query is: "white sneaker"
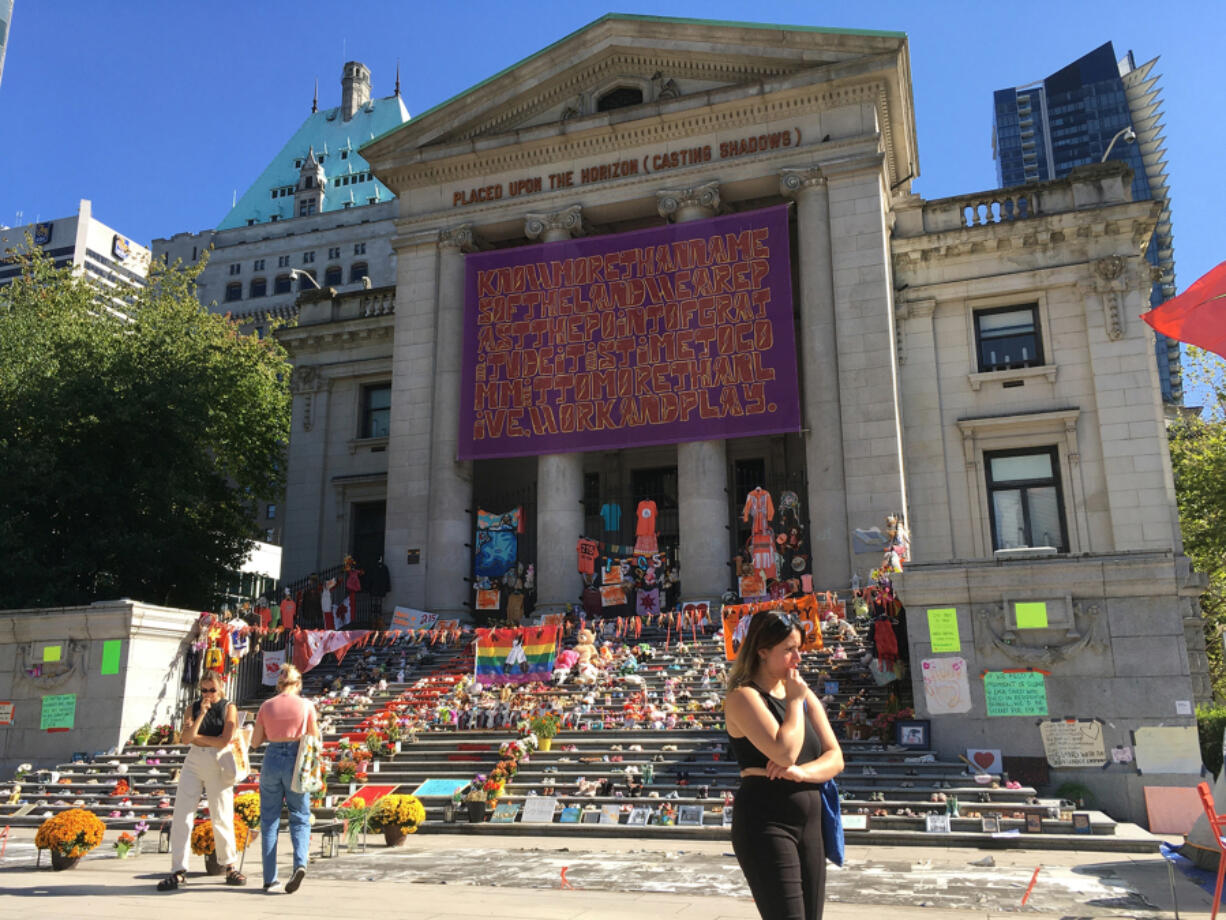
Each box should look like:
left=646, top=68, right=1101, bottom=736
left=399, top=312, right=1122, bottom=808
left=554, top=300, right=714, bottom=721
left=265, top=882, right=284, bottom=894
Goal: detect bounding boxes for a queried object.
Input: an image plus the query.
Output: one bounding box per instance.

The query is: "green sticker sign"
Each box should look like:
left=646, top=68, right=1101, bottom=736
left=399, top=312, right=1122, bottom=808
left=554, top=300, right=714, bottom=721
left=926, top=608, right=960, bottom=652
left=43, top=645, right=61, bottom=662
left=101, top=639, right=122, bottom=676
left=1015, top=601, right=1048, bottom=629
left=40, top=694, right=76, bottom=731
left=983, top=671, right=1048, bottom=717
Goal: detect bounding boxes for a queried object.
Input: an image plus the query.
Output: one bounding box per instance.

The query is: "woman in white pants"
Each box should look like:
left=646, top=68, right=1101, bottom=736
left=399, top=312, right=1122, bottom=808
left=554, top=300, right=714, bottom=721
left=158, top=673, right=247, bottom=889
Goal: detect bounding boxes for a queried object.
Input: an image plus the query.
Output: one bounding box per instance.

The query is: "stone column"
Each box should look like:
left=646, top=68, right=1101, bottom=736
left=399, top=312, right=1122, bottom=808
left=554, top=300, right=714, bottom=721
left=657, top=181, right=729, bottom=602
left=425, top=225, right=478, bottom=615
left=780, top=167, right=851, bottom=587
left=527, top=206, right=586, bottom=613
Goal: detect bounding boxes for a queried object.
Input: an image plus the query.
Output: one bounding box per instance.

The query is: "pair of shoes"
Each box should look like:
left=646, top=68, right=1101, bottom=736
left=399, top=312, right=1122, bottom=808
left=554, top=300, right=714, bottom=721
left=265, top=881, right=284, bottom=894
left=285, top=866, right=306, bottom=894
left=225, top=866, right=247, bottom=886
left=157, top=870, right=187, bottom=891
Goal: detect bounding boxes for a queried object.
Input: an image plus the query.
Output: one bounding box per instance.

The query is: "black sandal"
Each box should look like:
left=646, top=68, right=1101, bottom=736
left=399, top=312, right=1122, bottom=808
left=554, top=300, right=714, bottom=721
left=225, top=866, right=247, bottom=886
left=157, top=870, right=187, bottom=891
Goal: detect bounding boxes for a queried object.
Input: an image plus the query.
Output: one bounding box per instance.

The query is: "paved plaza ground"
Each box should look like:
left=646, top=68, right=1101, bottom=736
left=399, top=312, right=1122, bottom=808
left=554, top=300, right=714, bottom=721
left=0, top=828, right=1217, bottom=919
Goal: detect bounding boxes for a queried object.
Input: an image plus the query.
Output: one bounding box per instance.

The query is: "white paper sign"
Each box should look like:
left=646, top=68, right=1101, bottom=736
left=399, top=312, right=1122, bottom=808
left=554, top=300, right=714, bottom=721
left=1039, top=719, right=1108, bottom=768
left=967, top=748, right=1003, bottom=773
left=921, top=657, right=971, bottom=714
left=1176, top=700, right=1193, bottom=716
left=1135, top=726, right=1203, bottom=775
left=520, top=796, right=559, bottom=823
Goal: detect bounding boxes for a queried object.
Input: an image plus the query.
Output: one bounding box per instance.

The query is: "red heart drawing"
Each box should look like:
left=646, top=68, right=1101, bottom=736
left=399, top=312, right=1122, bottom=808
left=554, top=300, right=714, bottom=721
left=973, top=751, right=995, bottom=769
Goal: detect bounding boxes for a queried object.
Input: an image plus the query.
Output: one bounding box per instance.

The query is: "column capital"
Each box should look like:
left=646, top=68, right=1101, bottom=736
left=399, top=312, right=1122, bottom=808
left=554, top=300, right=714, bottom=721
left=779, top=167, right=826, bottom=197
left=438, top=224, right=484, bottom=253
left=656, top=180, right=720, bottom=221
left=524, top=204, right=585, bottom=241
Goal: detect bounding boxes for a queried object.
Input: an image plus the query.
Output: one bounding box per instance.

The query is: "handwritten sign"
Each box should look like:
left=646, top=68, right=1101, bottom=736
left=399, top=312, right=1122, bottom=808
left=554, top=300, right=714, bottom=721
left=460, top=206, right=800, bottom=459
left=1039, top=719, right=1107, bottom=768
left=926, top=608, right=960, bottom=652
left=101, top=639, right=122, bottom=675
left=40, top=694, right=76, bottom=731
left=921, top=657, right=971, bottom=714
left=983, top=671, right=1048, bottom=717
left=0, top=701, right=13, bottom=725
left=1014, top=601, right=1048, bottom=629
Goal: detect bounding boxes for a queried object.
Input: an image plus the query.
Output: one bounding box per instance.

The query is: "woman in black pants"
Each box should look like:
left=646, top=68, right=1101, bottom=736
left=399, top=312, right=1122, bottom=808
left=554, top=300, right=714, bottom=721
left=725, top=610, right=844, bottom=920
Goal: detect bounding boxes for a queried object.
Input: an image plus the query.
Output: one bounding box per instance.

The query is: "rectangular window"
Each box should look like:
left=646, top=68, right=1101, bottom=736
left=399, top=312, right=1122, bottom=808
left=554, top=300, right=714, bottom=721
left=228, top=263, right=241, bottom=275
left=985, top=447, right=1067, bottom=552
left=266, top=504, right=276, bottom=520
left=328, top=247, right=340, bottom=260
left=253, top=259, right=265, bottom=271
left=975, top=304, right=1042, bottom=372
left=302, top=251, right=315, bottom=264
left=277, top=255, right=290, bottom=268
left=224, top=282, right=242, bottom=302
left=299, top=199, right=316, bottom=217
left=361, top=383, right=391, bottom=439
left=274, top=274, right=292, bottom=294
left=354, top=242, right=366, bottom=255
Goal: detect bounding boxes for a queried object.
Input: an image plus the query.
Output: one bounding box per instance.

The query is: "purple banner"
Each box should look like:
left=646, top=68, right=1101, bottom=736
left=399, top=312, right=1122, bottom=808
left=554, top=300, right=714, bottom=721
left=460, top=205, right=800, bottom=460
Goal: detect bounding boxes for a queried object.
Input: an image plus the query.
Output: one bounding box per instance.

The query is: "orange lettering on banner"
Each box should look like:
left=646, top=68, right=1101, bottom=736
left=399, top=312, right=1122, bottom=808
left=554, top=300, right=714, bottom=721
left=472, top=225, right=784, bottom=440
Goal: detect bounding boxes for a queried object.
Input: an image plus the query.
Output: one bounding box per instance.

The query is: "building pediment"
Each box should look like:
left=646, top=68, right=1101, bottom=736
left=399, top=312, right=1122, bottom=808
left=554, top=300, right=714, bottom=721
left=364, top=14, right=917, bottom=192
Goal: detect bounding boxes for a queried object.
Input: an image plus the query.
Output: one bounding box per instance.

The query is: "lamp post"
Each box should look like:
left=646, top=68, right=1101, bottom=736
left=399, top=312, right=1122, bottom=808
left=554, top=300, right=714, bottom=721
left=288, top=268, right=321, bottom=290
left=1101, top=126, right=1137, bottom=163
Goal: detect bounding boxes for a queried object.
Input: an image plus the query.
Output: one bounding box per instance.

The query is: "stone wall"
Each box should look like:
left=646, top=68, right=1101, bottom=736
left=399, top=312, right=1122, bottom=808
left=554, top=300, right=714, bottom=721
left=0, top=601, right=197, bottom=771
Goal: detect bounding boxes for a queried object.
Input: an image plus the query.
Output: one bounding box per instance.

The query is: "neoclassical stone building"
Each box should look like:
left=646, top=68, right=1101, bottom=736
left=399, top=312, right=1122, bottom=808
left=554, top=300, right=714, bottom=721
left=277, top=15, right=1204, bottom=818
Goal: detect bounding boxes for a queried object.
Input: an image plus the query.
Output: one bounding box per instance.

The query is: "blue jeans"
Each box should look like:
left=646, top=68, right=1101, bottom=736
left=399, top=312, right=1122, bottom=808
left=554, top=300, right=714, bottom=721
left=259, top=741, right=311, bottom=886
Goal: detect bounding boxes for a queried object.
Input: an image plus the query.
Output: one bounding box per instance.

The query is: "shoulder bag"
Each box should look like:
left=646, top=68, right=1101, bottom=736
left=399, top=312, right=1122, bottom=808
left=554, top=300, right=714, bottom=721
left=291, top=700, right=325, bottom=794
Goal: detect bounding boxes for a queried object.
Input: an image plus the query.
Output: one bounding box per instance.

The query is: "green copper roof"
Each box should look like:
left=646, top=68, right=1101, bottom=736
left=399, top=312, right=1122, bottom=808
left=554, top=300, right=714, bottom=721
left=219, top=94, right=410, bottom=230
left=364, top=13, right=906, bottom=150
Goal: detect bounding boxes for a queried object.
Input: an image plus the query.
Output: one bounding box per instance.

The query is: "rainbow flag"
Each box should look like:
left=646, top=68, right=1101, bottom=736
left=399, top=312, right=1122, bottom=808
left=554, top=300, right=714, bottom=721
left=474, top=626, right=558, bottom=685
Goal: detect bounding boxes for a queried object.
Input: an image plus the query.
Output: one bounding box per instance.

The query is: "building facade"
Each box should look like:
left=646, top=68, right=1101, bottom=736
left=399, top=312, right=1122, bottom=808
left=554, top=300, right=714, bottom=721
left=271, top=15, right=1204, bottom=820
left=0, top=198, right=150, bottom=291
left=153, top=62, right=409, bottom=545
left=992, top=42, right=1179, bottom=403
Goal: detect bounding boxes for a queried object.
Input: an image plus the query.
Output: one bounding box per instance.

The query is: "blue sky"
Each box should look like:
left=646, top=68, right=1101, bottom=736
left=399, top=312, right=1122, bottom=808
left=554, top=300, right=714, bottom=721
left=1, top=0, right=1222, bottom=295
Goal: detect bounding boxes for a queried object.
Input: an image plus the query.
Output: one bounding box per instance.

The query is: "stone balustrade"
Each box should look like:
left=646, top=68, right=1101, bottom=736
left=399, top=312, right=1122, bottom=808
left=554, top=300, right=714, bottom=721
left=297, top=284, right=396, bottom=326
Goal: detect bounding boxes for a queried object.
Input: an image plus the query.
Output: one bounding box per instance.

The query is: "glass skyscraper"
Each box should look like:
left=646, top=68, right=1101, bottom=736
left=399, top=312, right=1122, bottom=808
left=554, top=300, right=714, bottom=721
left=992, top=42, right=1179, bottom=403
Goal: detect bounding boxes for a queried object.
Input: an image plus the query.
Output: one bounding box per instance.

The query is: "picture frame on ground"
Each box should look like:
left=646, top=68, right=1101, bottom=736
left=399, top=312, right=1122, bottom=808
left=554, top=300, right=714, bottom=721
left=600, top=804, right=621, bottom=824
left=677, top=805, right=704, bottom=826
left=1026, top=813, right=1043, bottom=833
left=559, top=806, right=581, bottom=823
left=627, top=807, right=651, bottom=826
left=580, top=809, right=602, bottom=824
left=722, top=806, right=733, bottom=827
left=981, top=815, right=1000, bottom=833
left=896, top=719, right=931, bottom=749
left=1071, top=812, right=1091, bottom=834
left=490, top=802, right=520, bottom=823
left=842, top=813, right=869, bottom=831
left=925, top=813, right=950, bottom=833
left=521, top=796, right=558, bottom=824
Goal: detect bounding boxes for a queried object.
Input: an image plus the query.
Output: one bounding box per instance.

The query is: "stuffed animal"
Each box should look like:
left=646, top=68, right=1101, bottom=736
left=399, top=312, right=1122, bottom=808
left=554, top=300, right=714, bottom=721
left=574, top=629, right=597, bottom=665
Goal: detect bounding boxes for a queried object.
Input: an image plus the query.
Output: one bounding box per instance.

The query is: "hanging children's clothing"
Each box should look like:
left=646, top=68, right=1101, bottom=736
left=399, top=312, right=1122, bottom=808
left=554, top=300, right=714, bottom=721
left=741, top=486, right=775, bottom=535
left=577, top=538, right=599, bottom=574
left=600, top=503, right=622, bottom=532
left=634, top=500, right=658, bottom=554
left=750, top=533, right=777, bottom=578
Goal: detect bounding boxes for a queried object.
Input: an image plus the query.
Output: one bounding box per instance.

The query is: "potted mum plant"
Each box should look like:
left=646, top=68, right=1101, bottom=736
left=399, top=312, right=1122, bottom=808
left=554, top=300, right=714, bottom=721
left=190, top=819, right=251, bottom=874
left=463, top=778, right=488, bottom=823
left=35, top=808, right=106, bottom=870
left=529, top=713, right=562, bottom=752
left=369, top=793, right=426, bottom=847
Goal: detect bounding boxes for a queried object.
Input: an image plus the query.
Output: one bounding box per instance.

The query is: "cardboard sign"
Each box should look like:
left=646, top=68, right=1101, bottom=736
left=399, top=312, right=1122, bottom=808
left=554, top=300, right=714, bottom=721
left=1134, top=726, right=1203, bottom=774
left=1014, top=601, right=1048, bottom=629
left=925, top=814, right=950, bottom=833
left=390, top=607, right=437, bottom=630
left=926, top=608, right=960, bottom=652
left=921, top=657, right=972, bottom=715
left=40, top=694, right=76, bottom=731
left=0, top=701, right=13, bottom=725
left=983, top=671, right=1048, bottom=717
left=475, top=588, right=501, bottom=610
left=600, top=585, right=627, bottom=607
left=100, top=639, right=122, bottom=675
left=521, top=796, right=559, bottom=824
left=1039, top=719, right=1107, bottom=768
left=967, top=748, right=1003, bottom=773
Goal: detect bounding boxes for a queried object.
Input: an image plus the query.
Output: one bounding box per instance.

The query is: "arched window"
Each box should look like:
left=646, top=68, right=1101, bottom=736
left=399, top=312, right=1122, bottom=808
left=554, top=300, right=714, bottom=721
left=273, top=274, right=292, bottom=295
left=297, top=270, right=317, bottom=291
left=349, top=261, right=369, bottom=284
left=225, top=281, right=242, bottom=302
left=597, top=86, right=643, bottom=112
left=249, top=277, right=267, bottom=298
left=324, top=265, right=343, bottom=286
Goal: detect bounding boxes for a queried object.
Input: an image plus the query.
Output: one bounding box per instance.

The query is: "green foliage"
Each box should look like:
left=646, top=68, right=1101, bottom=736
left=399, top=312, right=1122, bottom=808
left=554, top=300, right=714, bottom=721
left=1171, top=348, right=1226, bottom=698
left=1198, top=704, right=1226, bottom=779
left=0, top=242, right=290, bottom=610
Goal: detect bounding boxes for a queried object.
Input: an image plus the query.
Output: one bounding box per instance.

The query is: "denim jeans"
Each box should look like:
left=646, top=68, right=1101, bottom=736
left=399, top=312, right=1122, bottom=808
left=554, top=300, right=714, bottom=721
left=259, top=741, right=311, bottom=885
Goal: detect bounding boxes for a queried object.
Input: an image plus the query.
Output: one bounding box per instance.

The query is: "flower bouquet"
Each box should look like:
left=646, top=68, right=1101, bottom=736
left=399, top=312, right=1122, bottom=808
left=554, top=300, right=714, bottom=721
left=35, top=808, right=106, bottom=869
left=114, top=831, right=137, bottom=858
left=335, top=795, right=375, bottom=851
left=234, top=792, right=260, bottom=830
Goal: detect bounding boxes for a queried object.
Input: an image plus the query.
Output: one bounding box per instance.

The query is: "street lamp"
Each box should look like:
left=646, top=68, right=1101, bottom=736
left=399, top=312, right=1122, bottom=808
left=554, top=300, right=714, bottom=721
left=1101, top=126, right=1137, bottom=163
left=288, top=268, right=321, bottom=290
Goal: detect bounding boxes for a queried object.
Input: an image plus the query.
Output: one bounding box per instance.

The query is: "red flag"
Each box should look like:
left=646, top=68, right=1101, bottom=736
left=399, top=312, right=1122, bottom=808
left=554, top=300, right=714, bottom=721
left=1142, top=261, right=1226, bottom=359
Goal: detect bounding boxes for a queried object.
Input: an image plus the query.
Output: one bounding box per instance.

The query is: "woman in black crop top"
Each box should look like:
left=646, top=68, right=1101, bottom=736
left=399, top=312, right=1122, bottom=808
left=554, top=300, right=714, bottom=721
left=724, top=610, right=843, bottom=920
left=157, top=673, right=246, bottom=891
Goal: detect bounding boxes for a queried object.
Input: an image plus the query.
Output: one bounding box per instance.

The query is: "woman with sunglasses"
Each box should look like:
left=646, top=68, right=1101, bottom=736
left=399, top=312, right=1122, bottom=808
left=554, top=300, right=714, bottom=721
left=158, top=674, right=246, bottom=890
left=725, top=610, right=843, bottom=920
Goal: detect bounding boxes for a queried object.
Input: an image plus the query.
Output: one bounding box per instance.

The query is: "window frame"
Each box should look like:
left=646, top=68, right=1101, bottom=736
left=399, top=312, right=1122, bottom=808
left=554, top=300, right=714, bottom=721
left=249, top=277, right=267, bottom=298
left=273, top=273, right=292, bottom=295
left=359, top=382, right=392, bottom=440
left=983, top=445, right=1068, bottom=553
left=973, top=302, right=1043, bottom=373
left=224, top=281, right=242, bottom=302
left=350, top=261, right=369, bottom=284
left=324, top=265, right=343, bottom=287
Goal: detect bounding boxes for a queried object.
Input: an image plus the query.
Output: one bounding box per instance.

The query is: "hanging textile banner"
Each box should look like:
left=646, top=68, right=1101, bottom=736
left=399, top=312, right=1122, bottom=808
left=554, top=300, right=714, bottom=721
left=262, top=648, right=286, bottom=686
left=292, top=630, right=371, bottom=675
left=474, top=626, right=559, bottom=685
left=460, top=205, right=801, bottom=459
left=721, top=595, right=822, bottom=660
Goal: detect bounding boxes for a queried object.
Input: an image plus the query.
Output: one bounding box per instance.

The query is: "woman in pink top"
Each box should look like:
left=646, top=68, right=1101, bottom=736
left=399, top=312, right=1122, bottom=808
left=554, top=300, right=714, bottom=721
left=249, top=663, right=320, bottom=895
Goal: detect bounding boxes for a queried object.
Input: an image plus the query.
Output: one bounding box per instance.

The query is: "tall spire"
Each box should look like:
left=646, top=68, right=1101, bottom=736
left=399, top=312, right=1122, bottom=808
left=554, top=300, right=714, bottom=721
left=312, top=79, right=318, bottom=113
left=394, top=60, right=401, bottom=97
